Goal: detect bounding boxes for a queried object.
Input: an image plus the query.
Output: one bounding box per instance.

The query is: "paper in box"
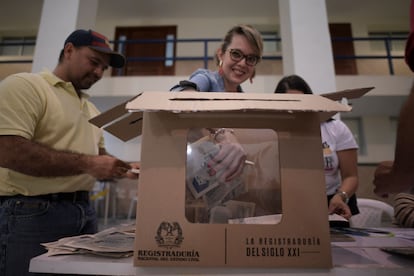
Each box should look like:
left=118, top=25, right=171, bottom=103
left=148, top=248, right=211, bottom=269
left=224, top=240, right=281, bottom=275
left=89, top=88, right=373, bottom=268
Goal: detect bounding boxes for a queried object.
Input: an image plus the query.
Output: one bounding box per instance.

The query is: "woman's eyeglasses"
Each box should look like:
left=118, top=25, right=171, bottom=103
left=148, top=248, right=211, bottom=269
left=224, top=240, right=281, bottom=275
left=228, top=49, right=260, bottom=66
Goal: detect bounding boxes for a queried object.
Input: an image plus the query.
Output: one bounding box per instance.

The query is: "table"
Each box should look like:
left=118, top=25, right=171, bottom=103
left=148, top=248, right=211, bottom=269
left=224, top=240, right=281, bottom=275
left=30, top=228, right=414, bottom=276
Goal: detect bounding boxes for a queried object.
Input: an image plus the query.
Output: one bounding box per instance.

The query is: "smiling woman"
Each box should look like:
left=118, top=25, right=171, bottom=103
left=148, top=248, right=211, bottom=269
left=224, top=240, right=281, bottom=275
left=170, top=24, right=263, bottom=93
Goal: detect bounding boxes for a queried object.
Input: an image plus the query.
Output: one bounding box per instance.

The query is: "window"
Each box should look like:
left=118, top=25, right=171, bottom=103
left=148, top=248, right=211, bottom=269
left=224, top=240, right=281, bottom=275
left=0, top=36, right=36, bottom=56
left=185, top=128, right=281, bottom=224
left=342, top=117, right=366, bottom=155
left=261, top=32, right=281, bottom=54
left=252, top=24, right=281, bottom=55
left=368, top=31, right=408, bottom=53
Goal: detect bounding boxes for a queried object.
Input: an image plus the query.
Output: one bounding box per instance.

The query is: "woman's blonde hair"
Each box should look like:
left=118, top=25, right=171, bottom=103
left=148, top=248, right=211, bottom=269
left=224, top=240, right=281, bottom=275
left=216, top=24, right=263, bottom=66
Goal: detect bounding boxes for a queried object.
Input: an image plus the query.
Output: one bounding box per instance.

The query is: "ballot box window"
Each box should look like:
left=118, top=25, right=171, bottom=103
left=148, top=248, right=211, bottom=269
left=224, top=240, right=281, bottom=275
left=185, top=128, right=282, bottom=224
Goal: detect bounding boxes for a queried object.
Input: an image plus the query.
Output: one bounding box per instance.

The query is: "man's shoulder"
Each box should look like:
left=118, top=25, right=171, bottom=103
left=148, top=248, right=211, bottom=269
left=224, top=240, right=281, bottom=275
left=0, top=72, right=40, bottom=89
left=0, top=72, right=55, bottom=100
left=4, top=72, right=47, bottom=85
left=4, top=72, right=34, bottom=80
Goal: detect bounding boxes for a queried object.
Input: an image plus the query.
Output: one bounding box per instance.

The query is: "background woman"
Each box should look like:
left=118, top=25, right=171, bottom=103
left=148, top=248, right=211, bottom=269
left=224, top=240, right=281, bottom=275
left=275, top=74, right=360, bottom=220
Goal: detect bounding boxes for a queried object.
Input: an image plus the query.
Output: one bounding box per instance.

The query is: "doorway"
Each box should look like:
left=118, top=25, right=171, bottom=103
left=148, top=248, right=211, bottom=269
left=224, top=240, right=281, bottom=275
left=329, top=23, right=358, bottom=75
left=112, top=26, right=177, bottom=76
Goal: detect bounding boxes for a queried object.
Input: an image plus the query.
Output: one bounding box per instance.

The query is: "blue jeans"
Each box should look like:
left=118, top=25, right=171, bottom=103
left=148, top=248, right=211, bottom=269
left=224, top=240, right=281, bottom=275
left=0, top=195, right=97, bottom=276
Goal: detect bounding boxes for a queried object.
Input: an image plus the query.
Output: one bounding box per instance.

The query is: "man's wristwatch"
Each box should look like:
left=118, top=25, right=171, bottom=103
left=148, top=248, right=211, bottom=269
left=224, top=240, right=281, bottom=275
left=336, top=190, right=349, bottom=204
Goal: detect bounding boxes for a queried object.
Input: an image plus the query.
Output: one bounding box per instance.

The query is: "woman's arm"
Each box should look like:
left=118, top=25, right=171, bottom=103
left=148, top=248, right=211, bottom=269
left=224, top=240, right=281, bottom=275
left=328, top=149, right=358, bottom=219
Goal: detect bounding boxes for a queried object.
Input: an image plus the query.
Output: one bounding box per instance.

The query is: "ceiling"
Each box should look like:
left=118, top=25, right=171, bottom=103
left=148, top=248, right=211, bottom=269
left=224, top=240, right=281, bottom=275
left=0, top=0, right=410, bottom=30
left=96, top=0, right=408, bottom=19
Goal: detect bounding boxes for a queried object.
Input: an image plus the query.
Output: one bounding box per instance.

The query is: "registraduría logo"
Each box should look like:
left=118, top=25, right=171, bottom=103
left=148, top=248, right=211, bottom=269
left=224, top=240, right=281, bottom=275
left=137, top=221, right=199, bottom=262
left=155, top=221, right=184, bottom=248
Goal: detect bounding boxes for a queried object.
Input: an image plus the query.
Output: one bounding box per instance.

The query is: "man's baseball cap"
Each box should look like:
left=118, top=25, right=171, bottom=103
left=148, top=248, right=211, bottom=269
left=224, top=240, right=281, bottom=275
left=64, top=29, right=125, bottom=68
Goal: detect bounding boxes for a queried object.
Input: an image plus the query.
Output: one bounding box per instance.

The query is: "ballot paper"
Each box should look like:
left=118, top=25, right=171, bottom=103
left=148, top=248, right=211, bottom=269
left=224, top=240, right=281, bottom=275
left=186, top=139, right=248, bottom=212
left=41, top=224, right=135, bottom=258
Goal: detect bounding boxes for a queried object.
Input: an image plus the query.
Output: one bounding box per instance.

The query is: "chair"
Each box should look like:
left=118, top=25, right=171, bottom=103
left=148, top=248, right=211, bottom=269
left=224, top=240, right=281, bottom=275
left=349, top=198, right=394, bottom=228
left=127, top=195, right=138, bottom=221
left=90, top=181, right=117, bottom=227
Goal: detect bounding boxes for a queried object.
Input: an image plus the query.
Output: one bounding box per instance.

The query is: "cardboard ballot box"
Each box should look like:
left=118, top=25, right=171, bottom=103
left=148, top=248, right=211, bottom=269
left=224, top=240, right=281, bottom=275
left=90, top=88, right=372, bottom=268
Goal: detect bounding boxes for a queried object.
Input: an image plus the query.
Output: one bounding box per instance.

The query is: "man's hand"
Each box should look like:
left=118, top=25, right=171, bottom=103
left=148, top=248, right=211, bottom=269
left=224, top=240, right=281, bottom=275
left=126, top=162, right=140, bottom=179
left=373, top=160, right=413, bottom=197
left=373, top=161, right=394, bottom=198
left=84, top=155, right=131, bottom=180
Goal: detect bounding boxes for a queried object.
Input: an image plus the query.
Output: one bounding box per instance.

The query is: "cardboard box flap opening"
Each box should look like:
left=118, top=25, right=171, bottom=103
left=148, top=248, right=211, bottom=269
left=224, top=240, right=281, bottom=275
left=89, top=94, right=143, bottom=142
left=321, top=87, right=374, bottom=101
left=125, top=91, right=352, bottom=114
left=89, top=94, right=141, bottom=127
left=102, top=111, right=143, bottom=142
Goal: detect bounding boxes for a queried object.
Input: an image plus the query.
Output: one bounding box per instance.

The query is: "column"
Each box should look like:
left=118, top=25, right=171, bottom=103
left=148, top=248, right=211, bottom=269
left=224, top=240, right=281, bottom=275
left=31, top=0, right=98, bottom=73
left=279, top=0, right=336, bottom=93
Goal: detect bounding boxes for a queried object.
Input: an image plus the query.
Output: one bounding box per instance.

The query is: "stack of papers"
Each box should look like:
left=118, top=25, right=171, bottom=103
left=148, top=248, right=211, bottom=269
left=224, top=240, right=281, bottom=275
left=41, top=224, right=135, bottom=258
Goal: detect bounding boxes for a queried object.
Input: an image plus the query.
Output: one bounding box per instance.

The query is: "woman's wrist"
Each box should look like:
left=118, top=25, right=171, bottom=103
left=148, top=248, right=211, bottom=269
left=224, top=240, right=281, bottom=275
left=212, top=128, right=235, bottom=142
left=335, top=190, right=350, bottom=204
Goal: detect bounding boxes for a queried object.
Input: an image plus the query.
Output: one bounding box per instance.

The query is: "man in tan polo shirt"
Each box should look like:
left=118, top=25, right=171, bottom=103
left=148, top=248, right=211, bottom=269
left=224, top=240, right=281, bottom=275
left=0, top=29, right=139, bottom=276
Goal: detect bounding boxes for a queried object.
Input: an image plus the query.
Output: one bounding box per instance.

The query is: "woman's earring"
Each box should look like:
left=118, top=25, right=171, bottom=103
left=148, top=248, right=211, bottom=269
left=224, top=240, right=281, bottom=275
left=249, top=68, right=256, bottom=83
left=218, top=60, right=224, bottom=76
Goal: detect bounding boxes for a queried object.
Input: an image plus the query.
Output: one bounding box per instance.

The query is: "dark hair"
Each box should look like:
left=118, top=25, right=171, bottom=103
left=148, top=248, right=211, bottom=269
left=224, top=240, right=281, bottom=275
left=216, top=24, right=263, bottom=66
left=274, top=74, right=313, bottom=94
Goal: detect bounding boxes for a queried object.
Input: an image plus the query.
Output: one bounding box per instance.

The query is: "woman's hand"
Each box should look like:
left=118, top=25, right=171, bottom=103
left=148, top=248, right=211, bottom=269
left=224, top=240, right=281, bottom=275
left=328, top=194, right=352, bottom=220
left=207, top=129, right=247, bottom=182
